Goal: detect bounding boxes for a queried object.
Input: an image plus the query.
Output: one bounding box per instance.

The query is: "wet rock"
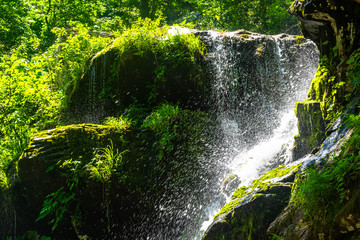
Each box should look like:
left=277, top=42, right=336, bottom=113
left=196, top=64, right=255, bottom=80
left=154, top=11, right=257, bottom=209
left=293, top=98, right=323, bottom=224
left=289, top=0, right=360, bottom=60
left=14, top=124, right=127, bottom=237
left=202, top=185, right=291, bottom=240
left=293, top=101, right=326, bottom=159
left=202, top=164, right=300, bottom=240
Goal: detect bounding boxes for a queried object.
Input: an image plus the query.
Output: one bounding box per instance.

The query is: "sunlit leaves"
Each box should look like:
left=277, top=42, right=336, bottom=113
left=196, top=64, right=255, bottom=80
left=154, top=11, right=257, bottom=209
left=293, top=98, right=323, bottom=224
left=0, top=51, right=62, bottom=170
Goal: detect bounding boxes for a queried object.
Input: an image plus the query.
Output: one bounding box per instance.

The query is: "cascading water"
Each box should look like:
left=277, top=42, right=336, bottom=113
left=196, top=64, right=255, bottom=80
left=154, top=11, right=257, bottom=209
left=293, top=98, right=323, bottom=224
left=189, top=31, right=318, bottom=239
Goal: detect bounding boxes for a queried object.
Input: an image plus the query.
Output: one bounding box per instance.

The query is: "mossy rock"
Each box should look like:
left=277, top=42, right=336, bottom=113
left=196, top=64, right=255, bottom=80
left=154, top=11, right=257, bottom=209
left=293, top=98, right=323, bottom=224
left=14, top=124, right=128, bottom=237
left=9, top=107, right=213, bottom=238
left=293, top=101, right=326, bottom=159
left=202, top=164, right=301, bottom=240
left=202, top=185, right=292, bottom=240
left=68, top=36, right=208, bottom=123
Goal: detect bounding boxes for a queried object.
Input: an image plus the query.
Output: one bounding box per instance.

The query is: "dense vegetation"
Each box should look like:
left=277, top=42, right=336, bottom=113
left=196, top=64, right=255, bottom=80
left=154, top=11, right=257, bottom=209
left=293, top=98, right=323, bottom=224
left=0, top=0, right=298, bottom=187
left=0, top=0, right=299, bottom=52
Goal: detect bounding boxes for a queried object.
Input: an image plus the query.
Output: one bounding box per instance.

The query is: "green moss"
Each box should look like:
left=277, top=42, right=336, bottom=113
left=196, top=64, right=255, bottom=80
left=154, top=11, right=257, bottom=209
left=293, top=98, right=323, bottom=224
left=307, top=64, right=329, bottom=104
left=214, top=164, right=301, bottom=221
left=213, top=198, right=244, bottom=221
left=294, top=100, right=326, bottom=158
left=253, top=164, right=300, bottom=185
left=232, top=186, right=250, bottom=200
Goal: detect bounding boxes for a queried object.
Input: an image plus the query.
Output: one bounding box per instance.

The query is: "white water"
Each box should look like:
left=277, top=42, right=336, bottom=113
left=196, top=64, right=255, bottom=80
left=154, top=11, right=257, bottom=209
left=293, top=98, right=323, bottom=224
left=192, top=31, right=318, bottom=239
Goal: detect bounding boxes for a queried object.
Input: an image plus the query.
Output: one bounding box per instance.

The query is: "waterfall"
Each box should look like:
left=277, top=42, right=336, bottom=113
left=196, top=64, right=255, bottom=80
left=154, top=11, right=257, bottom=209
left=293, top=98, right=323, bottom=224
left=189, top=31, right=318, bottom=239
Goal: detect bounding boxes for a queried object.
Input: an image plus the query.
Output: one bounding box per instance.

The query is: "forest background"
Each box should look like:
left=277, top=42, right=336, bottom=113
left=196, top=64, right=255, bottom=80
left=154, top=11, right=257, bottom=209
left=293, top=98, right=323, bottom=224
left=0, top=0, right=298, bottom=190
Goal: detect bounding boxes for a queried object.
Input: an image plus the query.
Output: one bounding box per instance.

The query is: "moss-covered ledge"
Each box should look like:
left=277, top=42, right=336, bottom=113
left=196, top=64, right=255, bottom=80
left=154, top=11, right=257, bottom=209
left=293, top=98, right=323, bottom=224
left=202, top=164, right=301, bottom=240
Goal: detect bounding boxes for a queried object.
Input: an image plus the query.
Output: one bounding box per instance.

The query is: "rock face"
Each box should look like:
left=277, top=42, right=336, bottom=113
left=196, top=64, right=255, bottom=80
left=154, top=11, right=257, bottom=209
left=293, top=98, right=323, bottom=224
left=4, top=106, right=214, bottom=239
left=14, top=124, right=137, bottom=237
left=203, top=185, right=291, bottom=240
left=68, top=30, right=318, bottom=129
left=289, top=0, right=360, bottom=60
left=293, top=101, right=326, bottom=159
left=202, top=164, right=300, bottom=240
left=68, top=36, right=208, bottom=123
left=290, top=0, right=360, bottom=158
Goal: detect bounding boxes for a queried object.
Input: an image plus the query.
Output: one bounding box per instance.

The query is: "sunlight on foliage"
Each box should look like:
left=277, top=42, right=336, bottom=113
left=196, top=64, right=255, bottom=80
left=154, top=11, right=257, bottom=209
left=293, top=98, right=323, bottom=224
left=0, top=52, right=62, bottom=172
left=86, top=140, right=127, bottom=184
left=47, top=22, right=111, bottom=101
left=142, top=102, right=180, bottom=132
left=103, top=116, right=132, bottom=130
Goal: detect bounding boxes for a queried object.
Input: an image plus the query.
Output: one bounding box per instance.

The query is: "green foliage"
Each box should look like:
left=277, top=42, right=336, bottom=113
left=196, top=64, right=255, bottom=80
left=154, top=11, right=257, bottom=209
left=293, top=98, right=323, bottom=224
left=347, top=49, right=360, bottom=92
left=0, top=52, right=62, bottom=173
left=36, top=187, right=76, bottom=231
left=0, top=0, right=32, bottom=51
left=47, top=23, right=111, bottom=102
left=192, top=0, right=299, bottom=34
left=142, top=102, right=180, bottom=132
left=0, top=169, right=8, bottom=191
left=103, top=116, right=132, bottom=130
left=38, top=140, right=128, bottom=231
left=86, top=140, right=127, bottom=185
left=292, top=111, right=360, bottom=234
left=142, top=102, right=181, bottom=159
left=122, top=103, right=151, bottom=127
left=1, top=0, right=300, bottom=53
left=12, top=232, right=52, bottom=240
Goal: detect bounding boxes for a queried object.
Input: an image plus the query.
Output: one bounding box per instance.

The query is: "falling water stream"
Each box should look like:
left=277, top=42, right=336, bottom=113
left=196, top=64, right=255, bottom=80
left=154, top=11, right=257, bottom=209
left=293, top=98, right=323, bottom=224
left=188, top=31, right=318, bottom=239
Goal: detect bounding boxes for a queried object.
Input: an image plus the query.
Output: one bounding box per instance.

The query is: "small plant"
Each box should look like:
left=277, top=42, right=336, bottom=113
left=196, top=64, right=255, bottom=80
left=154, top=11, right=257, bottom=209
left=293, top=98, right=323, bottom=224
left=142, top=103, right=181, bottom=160
left=85, top=140, right=127, bottom=231
left=103, top=116, right=132, bottom=130
left=85, top=140, right=127, bottom=186
left=37, top=141, right=128, bottom=232
left=37, top=187, right=76, bottom=231
left=142, top=102, right=180, bottom=132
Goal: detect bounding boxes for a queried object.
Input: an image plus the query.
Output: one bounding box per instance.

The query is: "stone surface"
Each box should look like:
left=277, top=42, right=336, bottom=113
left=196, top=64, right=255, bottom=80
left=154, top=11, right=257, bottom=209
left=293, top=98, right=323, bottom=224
left=202, top=164, right=301, bottom=240
left=289, top=0, right=360, bottom=61
left=293, top=101, right=326, bottom=159
left=202, top=185, right=292, bottom=240
left=68, top=30, right=318, bottom=129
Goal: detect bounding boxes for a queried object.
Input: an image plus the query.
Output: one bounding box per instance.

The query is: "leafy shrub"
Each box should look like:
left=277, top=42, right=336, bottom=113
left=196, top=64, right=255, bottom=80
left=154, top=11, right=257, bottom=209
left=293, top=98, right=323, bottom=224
left=0, top=52, right=63, bottom=172
left=47, top=23, right=111, bottom=102
left=142, top=102, right=181, bottom=159
left=347, top=49, right=360, bottom=92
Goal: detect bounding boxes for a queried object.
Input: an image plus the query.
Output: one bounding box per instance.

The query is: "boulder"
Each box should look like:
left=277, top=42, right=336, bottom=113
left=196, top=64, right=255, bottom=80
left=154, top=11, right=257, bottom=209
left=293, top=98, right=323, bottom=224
left=202, top=164, right=301, bottom=240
